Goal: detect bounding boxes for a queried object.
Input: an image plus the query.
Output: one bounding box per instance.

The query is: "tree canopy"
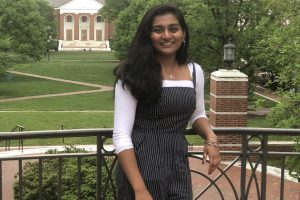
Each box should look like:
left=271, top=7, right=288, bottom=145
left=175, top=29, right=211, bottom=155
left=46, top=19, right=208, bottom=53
left=0, top=0, right=56, bottom=74
left=99, top=0, right=130, bottom=21
left=251, top=0, right=300, bottom=91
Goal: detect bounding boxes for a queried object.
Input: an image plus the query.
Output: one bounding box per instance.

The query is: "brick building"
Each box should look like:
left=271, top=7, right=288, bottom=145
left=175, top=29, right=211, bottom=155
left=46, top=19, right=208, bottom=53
left=49, top=0, right=114, bottom=51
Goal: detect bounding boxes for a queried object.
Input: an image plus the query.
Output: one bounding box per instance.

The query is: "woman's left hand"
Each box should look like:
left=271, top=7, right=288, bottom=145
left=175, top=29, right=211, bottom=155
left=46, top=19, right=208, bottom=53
left=203, top=142, right=221, bottom=175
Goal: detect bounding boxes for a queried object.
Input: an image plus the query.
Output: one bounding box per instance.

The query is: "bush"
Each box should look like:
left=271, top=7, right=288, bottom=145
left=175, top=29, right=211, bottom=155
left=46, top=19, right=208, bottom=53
left=286, top=138, right=300, bottom=181
left=13, top=146, right=116, bottom=200
left=267, top=93, right=300, bottom=181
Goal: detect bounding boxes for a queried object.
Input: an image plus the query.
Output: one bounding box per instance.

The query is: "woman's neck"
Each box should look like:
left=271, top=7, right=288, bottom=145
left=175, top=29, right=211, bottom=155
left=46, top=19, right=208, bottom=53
left=157, top=55, right=178, bottom=69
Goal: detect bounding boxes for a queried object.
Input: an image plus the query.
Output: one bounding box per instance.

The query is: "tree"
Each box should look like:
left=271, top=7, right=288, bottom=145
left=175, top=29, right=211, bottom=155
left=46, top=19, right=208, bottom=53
left=36, top=0, right=57, bottom=39
left=99, top=0, right=130, bottom=21
left=251, top=0, right=300, bottom=91
left=267, top=93, right=300, bottom=181
left=0, top=0, right=56, bottom=75
left=112, top=0, right=156, bottom=59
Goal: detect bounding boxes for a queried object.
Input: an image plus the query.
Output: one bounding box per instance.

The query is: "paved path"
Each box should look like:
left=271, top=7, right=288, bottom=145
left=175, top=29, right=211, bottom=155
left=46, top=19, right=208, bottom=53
left=8, top=71, right=108, bottom=88
left=253, top=85, right=281, bottom=103
left=0, top=71, right=113, bottom=103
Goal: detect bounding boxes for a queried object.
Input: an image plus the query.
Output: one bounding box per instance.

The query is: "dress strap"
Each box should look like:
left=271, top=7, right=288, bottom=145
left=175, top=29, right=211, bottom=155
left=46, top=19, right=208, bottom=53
left=192, top=62, right=196, bottom=91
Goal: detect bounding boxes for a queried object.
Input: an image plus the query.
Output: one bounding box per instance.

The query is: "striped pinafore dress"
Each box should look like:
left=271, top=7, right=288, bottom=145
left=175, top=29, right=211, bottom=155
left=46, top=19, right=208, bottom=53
left=116, top=63, right=197, bottom=200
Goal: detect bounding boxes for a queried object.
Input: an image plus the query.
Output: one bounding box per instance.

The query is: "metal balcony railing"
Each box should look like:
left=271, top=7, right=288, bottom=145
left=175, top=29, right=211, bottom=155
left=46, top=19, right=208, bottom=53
left=0, top=128, right=299, bottom=200
left=5, top=125, right=25, bottom=151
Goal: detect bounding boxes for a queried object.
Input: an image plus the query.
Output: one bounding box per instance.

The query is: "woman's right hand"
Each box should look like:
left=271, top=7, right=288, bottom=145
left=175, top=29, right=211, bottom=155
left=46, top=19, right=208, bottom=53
left=135, top=188, right=153, bottom=200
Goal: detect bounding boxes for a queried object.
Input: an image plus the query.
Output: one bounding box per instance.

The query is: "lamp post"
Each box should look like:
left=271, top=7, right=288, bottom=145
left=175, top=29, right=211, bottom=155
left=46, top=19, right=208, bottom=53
left=47, top=35, right=52, bottom=61
left=223, top=40, right=236, bottom=69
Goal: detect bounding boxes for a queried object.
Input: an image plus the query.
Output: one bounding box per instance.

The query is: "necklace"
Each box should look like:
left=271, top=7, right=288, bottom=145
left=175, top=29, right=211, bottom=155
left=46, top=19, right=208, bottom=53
left=162, top=67, right=175, bottom=79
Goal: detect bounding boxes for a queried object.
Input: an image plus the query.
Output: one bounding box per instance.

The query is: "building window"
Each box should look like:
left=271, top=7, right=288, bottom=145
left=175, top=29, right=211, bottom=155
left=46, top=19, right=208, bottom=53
left=96, top=16, right=102, bottom=22
left=81, top=16, right=88, bottom=23
left=66, top=15, right=73, bottom=22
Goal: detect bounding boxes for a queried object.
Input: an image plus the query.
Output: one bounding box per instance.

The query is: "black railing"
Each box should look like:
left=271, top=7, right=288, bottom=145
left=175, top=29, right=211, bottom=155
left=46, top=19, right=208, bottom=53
left=5, top=125, right=25, bottom=151
left=0, top=128, right=299, bottom=200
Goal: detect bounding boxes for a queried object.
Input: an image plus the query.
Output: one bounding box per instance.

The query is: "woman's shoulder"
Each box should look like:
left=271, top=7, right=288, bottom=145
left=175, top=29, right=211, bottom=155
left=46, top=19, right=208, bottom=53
left=187, top=61, right=204, bottom=74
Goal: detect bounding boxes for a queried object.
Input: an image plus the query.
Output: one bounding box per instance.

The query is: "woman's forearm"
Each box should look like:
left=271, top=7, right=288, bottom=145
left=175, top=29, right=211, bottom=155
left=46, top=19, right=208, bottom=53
left=117, top=149, right=147, bottom=192
left=192, top=117, right=217, bottom=140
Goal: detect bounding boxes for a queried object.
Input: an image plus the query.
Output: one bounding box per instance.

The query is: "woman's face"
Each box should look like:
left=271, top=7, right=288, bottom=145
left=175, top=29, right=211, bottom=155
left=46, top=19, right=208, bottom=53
left=150, top=13, right=185, bottom=57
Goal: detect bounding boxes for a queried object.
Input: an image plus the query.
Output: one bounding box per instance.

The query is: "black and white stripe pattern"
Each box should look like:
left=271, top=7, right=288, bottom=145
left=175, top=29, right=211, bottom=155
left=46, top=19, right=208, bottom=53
left=116, top=65, right=196, bottom=200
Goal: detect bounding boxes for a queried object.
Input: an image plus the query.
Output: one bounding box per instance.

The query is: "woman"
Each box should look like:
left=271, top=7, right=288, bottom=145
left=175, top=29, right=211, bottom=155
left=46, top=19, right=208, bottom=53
left=113, top=4, right=221, bottom=200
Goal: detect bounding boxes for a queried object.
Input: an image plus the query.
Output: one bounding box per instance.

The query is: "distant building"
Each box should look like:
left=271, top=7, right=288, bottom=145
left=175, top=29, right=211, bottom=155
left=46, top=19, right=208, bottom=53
left=49, top=0, right=114, bottom=51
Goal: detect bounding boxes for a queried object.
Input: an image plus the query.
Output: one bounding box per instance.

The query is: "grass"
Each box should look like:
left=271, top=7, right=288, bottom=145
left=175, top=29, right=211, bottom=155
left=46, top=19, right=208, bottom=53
left=0, top=91, right=114, bottom=111
left=247, top=115, right=271, bottom=128
left=11, top=60, right=117, bottom=86
left=0, top=74, right=96, bottom=99
left=0, top=112, right=114, bottom=132
left=46, top=51, right=117, bottom=61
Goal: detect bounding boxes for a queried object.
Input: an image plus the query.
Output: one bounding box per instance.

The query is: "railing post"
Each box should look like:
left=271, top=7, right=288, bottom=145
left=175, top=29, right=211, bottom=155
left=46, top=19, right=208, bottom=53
left=18, top=159, right=23, bottom=200
left=96, top=135, right=103, bottom=200
left=0, top=160, right=2, bottom=200
left=280, top=156, right=286, bottom=200
left=38, top=159, right=43, bottom=200
left=77, top=157, right=82, bottom=200
left=261, top=135, right=268, bottom=200
left=58, top=158, right=62, bottom=200
left=240, top=134, right=247, bottom=200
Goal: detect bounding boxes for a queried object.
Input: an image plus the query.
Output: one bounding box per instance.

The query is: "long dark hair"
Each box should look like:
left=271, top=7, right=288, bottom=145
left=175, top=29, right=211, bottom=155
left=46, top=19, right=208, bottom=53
left=114, top=4, right=190, bottom=104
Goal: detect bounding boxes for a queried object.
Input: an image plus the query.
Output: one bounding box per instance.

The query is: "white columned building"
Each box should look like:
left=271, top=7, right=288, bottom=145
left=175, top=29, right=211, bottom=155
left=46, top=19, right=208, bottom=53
left=49, top=0, right=114, bottom=51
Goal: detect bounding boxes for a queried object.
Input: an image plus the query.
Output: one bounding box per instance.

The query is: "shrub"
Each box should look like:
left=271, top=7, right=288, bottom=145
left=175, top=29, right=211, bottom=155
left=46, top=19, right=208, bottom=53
left=13, top=146, right=116, bottom=200
left=267, top=93, right=300, bottom=181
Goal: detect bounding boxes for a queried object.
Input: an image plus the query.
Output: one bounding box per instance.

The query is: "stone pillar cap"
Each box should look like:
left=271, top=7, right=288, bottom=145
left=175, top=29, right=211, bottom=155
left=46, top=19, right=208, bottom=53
left=211, top=69, right=248, bottom=78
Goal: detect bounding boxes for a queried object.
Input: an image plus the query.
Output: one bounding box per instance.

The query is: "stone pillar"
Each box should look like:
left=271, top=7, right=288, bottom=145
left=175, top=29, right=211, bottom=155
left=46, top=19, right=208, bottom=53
left=210, top=69, right=248, bottom=159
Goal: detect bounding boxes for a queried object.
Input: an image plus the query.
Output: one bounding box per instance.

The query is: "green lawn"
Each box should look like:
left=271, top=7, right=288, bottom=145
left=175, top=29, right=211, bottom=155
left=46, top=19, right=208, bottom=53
left=11, top=60, right=117, bottom=86
left=0, top=91, right=114, bottom=111
left=46, top=51, right=117, bottom=61
left=0, top=112, right=113, bottom=132
left=0, top=74, right=96, bottom=99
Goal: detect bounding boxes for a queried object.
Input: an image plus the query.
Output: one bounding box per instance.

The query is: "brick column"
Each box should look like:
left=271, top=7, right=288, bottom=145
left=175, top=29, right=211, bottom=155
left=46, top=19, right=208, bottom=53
left=210, top=69, right=248, bottom=159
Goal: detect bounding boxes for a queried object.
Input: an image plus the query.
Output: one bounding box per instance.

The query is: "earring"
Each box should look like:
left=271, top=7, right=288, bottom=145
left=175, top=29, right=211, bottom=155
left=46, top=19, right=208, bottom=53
left=182, top=39, right=186, bottom=46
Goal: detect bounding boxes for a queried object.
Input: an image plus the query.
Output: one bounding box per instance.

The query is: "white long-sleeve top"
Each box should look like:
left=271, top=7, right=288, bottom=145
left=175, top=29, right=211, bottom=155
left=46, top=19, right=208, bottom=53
left=113, top=62, right=207, bottom=154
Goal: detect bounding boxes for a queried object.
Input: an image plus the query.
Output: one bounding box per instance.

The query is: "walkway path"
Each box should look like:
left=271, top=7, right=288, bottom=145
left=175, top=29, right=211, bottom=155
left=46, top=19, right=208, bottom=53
left=0, top=71, right=113, bottom=103
left=253, top=84, right=281, bottom=103
left=8, top=71, right=106, bottom=88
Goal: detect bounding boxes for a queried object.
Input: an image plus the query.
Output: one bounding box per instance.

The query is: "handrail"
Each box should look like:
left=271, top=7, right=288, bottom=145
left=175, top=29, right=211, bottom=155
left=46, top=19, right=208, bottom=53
left=4, top=125, right=25, bottom=151
left=0, top=127, right=299, bottom=139
left=0, top=127, right=299, bottom=200
left=10, top=125, right=25, bottom=132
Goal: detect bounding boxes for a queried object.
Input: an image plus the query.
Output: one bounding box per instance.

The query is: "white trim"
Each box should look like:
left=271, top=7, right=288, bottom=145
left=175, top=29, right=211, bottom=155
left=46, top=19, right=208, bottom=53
left=210, top=109, right=247, bottom=115
left=59, top=0, right=102, bottom=14
left=210, top=77, right=248, bottom=82
left=210, top=93, right=247, bottom=98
